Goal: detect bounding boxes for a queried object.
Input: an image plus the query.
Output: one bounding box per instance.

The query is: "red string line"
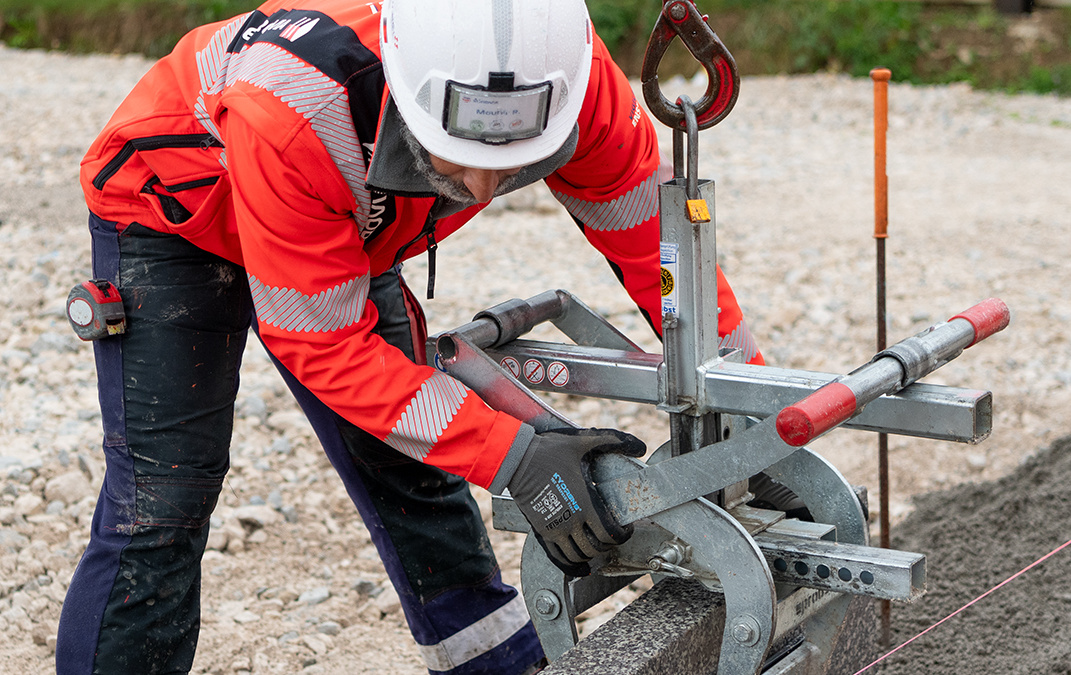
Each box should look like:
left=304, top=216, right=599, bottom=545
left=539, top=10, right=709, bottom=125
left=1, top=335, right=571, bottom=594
left=852, top=535, right=1071, bottom=675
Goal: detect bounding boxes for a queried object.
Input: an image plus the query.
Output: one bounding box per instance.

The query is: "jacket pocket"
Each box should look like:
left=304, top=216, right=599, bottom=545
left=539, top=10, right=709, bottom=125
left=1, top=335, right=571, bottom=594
left=140, top=175, right=221, bottom=225
left=91, top=133, right=223, bottom=191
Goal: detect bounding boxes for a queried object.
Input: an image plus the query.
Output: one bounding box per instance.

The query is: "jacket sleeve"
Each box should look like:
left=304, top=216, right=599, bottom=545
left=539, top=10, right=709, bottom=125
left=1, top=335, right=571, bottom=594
left=224, top=112, right=523, bottom=489
left=545, top=36, right=763, bottom=365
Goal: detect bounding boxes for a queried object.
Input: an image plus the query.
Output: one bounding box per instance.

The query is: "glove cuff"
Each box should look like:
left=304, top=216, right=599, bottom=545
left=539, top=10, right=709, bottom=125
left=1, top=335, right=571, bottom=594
left=487, top=423, right=537, bottom=495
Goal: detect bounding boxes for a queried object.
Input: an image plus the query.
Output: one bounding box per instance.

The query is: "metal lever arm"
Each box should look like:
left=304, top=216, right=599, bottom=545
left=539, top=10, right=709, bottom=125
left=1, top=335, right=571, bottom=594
left=776, top=298, right=1010, bottom=447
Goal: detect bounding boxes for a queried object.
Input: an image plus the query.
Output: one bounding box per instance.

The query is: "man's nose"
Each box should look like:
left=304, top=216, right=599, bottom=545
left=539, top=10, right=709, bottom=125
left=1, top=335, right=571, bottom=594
left=463, top=168, right=519, bottom=203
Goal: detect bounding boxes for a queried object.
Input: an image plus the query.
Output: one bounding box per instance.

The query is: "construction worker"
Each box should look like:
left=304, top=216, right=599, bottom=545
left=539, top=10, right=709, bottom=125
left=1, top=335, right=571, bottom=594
left=56, top=0, right=763, bottom=673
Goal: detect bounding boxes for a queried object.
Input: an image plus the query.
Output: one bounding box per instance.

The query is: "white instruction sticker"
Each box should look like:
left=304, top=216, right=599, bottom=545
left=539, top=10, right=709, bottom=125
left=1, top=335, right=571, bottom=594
left=660, top=242, right=679, bottom=317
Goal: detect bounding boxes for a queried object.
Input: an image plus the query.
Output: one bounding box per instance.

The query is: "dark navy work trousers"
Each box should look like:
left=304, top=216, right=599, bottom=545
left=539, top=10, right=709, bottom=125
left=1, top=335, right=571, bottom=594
left=55, top=217, right=543, bottom=675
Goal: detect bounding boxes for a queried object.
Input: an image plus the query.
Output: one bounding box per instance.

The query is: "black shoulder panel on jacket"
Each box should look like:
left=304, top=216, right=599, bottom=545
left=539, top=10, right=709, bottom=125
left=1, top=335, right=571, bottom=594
left=228, top=9, right=386, bottom=159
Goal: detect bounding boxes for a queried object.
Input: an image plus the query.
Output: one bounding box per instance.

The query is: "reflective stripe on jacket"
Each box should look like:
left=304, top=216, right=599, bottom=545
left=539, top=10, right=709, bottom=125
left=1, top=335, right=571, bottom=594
left=80, top=0, right=761, bottom=489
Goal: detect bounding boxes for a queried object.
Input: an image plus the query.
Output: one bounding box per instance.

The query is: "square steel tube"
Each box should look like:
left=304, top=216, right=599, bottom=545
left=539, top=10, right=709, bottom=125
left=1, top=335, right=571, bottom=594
left=482, top=343, right=990, bottom=443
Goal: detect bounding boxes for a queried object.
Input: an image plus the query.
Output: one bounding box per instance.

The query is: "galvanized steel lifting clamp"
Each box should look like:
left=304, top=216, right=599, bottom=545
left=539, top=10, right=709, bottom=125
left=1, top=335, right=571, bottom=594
left=428, top=11, right=1009, bottom=674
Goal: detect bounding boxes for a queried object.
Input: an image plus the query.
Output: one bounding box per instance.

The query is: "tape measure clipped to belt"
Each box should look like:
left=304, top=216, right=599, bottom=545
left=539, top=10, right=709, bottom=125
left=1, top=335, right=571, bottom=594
left=66, top=280, right=126, bottom=341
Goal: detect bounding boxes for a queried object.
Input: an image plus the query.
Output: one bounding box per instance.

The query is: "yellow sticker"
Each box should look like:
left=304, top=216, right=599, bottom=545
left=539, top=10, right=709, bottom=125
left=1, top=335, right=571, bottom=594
left=686, top=199, right=711, bottom=223
left=660, top=267, right=675, bottom=297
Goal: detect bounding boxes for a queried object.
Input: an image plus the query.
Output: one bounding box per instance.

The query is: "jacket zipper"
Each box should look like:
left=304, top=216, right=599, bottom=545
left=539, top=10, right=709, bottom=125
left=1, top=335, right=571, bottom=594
left=425, top=229, right=438, bottom=300
left=391, top=197, right=442, bottom=299
left=92, top=133, right=223, bottom=190
left=141, top=175, right=221, bottom=194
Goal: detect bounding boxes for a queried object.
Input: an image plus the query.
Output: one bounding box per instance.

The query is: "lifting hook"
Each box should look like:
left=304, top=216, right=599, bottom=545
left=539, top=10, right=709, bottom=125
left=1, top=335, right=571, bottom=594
left=641, top=0, right=740, bottom=131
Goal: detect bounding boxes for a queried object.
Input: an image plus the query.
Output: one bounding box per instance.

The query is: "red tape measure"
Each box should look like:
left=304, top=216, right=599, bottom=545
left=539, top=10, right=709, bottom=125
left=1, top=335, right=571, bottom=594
left=66, top=279, right=126, bottom=341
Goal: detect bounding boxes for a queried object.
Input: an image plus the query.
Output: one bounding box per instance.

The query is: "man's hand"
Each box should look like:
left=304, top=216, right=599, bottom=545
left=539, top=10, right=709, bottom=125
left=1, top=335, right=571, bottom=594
left=506, top=428, right=645, bottom=577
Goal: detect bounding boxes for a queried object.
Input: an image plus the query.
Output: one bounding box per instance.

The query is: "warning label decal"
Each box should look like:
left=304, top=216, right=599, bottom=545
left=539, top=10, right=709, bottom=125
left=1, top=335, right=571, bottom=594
left=523, top=359, right=545, bottom=384
left=547, top=362, right=570, bottom=387
left=500, top=356, right=521, bottom=379
left=661, top=242, right=679, bottom=317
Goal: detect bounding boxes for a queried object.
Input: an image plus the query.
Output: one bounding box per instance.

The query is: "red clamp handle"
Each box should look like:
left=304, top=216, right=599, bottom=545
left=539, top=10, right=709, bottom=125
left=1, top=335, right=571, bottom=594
left=949, top=297, right=1010, bottom=348
left=776, top=382, right=858, bottom=447
left=777, top=298, right=1010, bottom=447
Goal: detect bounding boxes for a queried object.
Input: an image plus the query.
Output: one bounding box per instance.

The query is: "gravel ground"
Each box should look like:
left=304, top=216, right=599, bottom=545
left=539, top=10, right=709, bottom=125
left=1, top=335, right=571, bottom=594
left=1, top=43, right=1070, bottom=673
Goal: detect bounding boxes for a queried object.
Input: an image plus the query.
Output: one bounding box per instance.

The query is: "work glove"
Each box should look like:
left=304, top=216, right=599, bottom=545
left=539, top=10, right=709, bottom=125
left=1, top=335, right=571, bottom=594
left=505, top=427, right=646, bottom=577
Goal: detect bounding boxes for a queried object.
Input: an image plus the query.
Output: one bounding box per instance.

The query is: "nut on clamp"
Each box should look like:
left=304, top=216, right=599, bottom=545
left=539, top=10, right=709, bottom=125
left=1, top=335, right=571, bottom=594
left=647, top=541, right=695, bottom=579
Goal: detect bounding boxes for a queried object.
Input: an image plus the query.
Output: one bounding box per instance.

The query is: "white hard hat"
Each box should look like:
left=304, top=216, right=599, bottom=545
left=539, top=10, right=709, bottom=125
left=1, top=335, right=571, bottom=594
left=380, top=0, right=594, bottom=170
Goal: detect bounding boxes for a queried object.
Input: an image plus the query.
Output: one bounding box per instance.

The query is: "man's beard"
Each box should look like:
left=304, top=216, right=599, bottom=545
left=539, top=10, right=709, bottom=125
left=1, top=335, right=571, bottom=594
left=399, top=122, right=519, bottom=205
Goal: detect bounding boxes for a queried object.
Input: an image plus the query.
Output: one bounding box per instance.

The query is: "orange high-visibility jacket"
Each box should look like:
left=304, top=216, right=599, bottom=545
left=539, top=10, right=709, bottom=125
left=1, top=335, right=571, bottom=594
left=81, top=0, right=762, bottom=489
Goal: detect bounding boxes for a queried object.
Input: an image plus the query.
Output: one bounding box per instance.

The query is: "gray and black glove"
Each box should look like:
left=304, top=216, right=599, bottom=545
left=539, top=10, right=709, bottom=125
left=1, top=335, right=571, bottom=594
left=496, top=427, right=646, bottom=577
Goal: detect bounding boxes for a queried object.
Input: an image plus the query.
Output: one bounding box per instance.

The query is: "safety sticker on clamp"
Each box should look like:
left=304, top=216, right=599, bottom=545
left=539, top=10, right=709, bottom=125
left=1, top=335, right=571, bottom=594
left=547, top=361, right=570, bottom=387
left=660, top=242, right=679, bottom=317
left=500, top=356, right=521, bottom=379
left=523, top=359, right=545, bottom=384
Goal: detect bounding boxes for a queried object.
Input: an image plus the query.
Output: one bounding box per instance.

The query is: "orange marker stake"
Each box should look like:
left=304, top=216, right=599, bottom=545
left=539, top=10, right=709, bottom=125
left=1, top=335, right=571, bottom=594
left=872, top=68, right=891, bottom=242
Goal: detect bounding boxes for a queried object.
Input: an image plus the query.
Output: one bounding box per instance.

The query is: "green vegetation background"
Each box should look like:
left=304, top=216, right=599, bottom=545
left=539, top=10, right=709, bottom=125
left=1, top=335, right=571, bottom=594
left=1, top=0, right=1069, bottom=95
